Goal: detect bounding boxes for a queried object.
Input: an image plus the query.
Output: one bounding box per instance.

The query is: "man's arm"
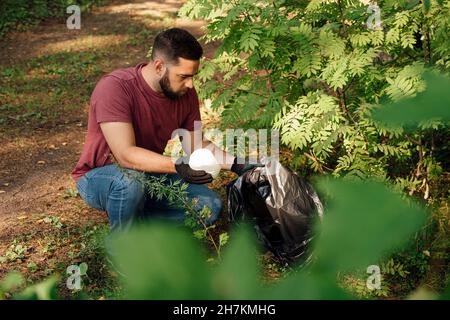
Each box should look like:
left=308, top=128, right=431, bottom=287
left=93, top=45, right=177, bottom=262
left=100, top=122, right=177, bottom=173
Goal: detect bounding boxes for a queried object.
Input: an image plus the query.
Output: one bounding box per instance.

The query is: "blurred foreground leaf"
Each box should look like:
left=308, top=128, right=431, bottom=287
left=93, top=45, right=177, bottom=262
left=373, top=72, right=450, bottom=127
left=0, top=272, right=24, bottom=299
left=110, top=178, right=428, bottom=299
left=313, top=179, right=426, bottom=273
left=111, top=223, right=213, bottom=299
left=15, top=276, right=59, bottom=300
left=213, top=226, right=262, bottom=299
left=266, top=272, right=350, bottom=300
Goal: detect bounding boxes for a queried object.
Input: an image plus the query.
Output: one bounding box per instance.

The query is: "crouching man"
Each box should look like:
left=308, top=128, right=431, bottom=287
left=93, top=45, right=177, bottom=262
left=71, top=28, right=260, bottom=232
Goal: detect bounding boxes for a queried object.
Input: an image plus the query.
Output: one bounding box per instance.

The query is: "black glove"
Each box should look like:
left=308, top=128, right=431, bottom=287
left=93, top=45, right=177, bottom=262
left=175, top=156, right=213, bottom=184
left=230, top=157, right=264, bottom=176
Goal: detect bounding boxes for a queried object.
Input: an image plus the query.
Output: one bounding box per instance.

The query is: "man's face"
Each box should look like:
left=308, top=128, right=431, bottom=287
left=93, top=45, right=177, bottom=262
left=159, top=57, right=199, bottom=100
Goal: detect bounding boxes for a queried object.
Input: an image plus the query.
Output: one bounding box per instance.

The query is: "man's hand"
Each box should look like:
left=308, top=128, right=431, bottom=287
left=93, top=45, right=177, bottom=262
left=175, top=156, right=213, bottom=184
left=230, top=157, right=264, bottom=176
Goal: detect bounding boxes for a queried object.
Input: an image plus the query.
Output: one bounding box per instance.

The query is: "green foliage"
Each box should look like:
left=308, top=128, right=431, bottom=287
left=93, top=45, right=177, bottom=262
left=374, top=71, right=450, bottom=127
left=340, top=257, right=415, bottom=299
left=0, top=241, right=29, bottom=263
left=0, top=272, right=24, bottom=299
left=0, top=271, right=59, bottom=300
left=180, top=0, right=449, bottom=198
left=110, top=223, right=215, bottom=299
left=313, top=179, right=426, bottom=273
left=2, top=176, right=449, bottom=300
left=341, top=272, right=391, bottom=299
left=43, top=216, right=64, bottom=229
left=14, top=276, right=59, bottom=300
left=120, top=169, right=229, bottom=260
left=138, top=0, right=450, bottom=290
left=105, top=177, right=432, bottom=300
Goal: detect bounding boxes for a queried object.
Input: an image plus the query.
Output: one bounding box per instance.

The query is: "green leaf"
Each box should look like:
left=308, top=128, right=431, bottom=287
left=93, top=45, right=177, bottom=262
left=15, top=276, right=59, bottom=300
left=110, top=223, right=214, bottom=299
left=219, top=232, right=229, bottom=247
left=423, top=0, right=431, bottom=12
left=374, top=72, right=450, bottom=127
left=266, top=272, right=350, bottom=299
left=213, top=226, right=262, bottom=299
left=27, top=262, right=38, bottom=273
left=313, top=179, right=426, bottom=273
left=79, top=262, right=88, bottom=276
left=0, top=272, right=24, bottom=292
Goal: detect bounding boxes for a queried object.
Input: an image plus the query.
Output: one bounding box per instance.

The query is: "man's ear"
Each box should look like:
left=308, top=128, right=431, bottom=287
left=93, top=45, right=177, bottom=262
left=153, top=59, right=166, bottom=76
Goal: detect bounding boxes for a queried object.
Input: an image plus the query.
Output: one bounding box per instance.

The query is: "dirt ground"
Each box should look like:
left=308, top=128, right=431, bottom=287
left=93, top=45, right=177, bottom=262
left=0, top=0, right=241, bottom=293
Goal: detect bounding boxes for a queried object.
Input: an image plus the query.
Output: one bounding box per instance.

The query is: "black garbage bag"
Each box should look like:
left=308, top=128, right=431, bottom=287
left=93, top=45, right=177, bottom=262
left=227, top=158, right=324, bottom=266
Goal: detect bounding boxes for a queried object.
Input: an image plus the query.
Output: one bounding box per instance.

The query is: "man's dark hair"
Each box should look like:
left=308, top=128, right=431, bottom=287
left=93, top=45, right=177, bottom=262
left=151, top=28, right=203, bottom=64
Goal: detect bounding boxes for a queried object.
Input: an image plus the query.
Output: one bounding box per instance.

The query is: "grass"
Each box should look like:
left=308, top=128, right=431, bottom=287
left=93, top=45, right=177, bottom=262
left=0, top=12, right=162, bottom=135
left=1, top=48, right=118, bottom=129
left=0, top=52, right=98, bottom=130
left=0, top=218, right=120, bottom=299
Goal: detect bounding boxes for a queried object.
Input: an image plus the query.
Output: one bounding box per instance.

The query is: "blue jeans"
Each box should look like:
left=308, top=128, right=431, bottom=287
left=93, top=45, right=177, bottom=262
left=76, top=164, right=222, bottom=231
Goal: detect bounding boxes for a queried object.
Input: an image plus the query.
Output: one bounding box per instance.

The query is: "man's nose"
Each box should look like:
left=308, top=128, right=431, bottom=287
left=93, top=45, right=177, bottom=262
left=185, top=78, right=193, bottom=89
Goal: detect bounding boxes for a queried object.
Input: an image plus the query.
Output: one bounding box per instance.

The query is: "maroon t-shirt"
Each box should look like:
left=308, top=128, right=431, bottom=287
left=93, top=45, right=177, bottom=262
left=71, top=62, right=201, bottom=182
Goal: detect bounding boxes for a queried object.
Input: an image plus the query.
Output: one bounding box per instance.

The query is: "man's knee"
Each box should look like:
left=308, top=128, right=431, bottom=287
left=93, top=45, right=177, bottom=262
left=119, top=172, right=145, bottom=201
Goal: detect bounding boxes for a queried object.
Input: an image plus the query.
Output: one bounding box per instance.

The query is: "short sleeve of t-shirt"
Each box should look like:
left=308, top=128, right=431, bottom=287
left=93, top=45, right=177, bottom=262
left=181, top=89, right=201, bottom=132
left=92, top=75, right=132, bottom=124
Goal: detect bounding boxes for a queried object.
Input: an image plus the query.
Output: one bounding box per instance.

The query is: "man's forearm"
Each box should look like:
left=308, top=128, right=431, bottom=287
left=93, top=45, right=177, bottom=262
left=120, top=146, right=177, bottom=173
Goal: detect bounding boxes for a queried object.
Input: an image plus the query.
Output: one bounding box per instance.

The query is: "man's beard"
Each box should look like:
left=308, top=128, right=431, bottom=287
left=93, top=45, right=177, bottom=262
left=159, top=71, right=181, bottom=100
